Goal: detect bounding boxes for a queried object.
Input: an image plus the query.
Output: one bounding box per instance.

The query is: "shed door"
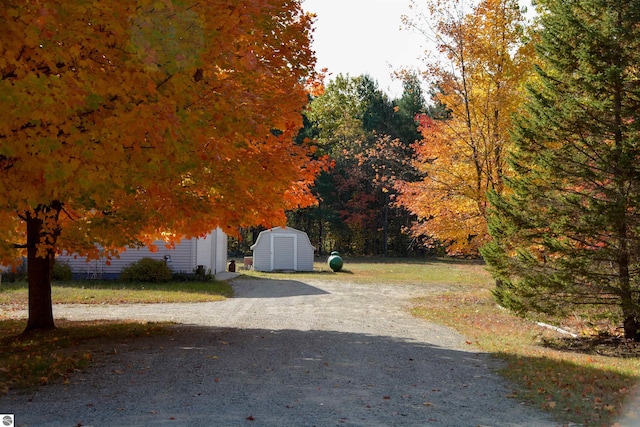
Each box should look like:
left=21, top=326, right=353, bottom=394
left=272, top=235, right=295, bottom=270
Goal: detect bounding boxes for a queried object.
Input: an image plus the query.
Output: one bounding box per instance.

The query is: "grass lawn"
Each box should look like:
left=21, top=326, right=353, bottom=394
left=1, top=258, right=639, bottom=426
left=0, top=279, right=234, bottom=306
left=242, top=256, right=487, bottom=287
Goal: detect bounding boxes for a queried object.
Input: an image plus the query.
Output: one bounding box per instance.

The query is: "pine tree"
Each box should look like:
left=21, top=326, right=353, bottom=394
left=482, top=0, right=640, bottom=340
left=393, top=73, right=427, bottom=147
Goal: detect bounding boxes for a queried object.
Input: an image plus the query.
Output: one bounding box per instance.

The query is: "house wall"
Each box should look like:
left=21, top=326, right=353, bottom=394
left=295, top=231, right=315, bottom=271
left=57, top=229, right=227, bottom=279
left=195, top=228, right=228, bottom=274
left=215, top=230, right=229, bottom=273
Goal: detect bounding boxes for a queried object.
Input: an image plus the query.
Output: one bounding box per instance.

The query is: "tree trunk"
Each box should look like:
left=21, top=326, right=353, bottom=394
left=617, top=251, right=638, bottom=340
left=318, top=218, right=324, bottom=256
left=619, top=239, right=639, bottom=341
left=24, top=204, right=61, bottom=332
left=382, top=198, right=388, bottom=257
left=623, top=315, right=639, bottom=342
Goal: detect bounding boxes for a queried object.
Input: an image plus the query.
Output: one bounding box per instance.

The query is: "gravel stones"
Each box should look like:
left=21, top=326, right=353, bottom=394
left=2, top=277, right=557, bottom=426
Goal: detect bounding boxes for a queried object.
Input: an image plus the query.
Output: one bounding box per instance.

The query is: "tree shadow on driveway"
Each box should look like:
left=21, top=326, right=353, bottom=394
left=9, top=325, right=559, bottom=427
left=231, top=278, right=330, bottom=298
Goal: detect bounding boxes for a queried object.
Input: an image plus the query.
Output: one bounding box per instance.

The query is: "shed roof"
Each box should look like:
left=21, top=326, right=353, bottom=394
left=250, top=226, right=315, bottom=250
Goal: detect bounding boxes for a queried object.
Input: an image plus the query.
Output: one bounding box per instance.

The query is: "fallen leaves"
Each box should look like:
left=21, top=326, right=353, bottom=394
left=0, top=320, right=168, bottom=395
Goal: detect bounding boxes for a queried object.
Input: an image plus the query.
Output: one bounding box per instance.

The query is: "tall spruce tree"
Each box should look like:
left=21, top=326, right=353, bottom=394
left=482, top=0, right=640, bottom=340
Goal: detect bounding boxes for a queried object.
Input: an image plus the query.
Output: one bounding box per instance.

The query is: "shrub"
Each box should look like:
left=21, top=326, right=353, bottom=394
left=1, top=260, right=27, bottom=283
left=119, top=258, right=172, bottom=283
left=171, top=267, right=213, bottom=282
left=52, top=261, right=73, bottom=281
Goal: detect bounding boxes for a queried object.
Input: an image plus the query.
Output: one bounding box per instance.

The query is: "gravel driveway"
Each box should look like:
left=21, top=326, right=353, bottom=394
left=2, top=275, right=560, bottom=427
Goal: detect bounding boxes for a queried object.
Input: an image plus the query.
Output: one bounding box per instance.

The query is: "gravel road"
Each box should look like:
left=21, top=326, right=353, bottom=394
left=2, top=275, right=561, bottom=427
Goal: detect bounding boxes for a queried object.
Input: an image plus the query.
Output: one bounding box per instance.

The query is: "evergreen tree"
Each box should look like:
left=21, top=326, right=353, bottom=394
left=393, top=73, right=426, bottom=147
left=292, top=74, right=425, bottom=256
left=358, top=74, right=395, bottom=135
left=482, top=0, right=640, bottom=340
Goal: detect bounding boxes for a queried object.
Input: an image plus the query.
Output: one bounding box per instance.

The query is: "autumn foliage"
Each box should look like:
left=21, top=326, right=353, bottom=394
left=398, top=0, right=534, bottom=255
left=0, top=0, right=324, bottom=330
left=299, top=74, right=424, bottom=255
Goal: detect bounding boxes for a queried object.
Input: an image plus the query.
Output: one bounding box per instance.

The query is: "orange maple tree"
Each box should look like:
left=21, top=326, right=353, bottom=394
left=398, top=0, right=534, bottom=255
left=0, top=0, right=325, bottom=331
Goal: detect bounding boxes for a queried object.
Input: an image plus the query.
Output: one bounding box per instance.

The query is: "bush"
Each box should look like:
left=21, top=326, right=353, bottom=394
left=1, top=269, right=26, bottom=283
left=171, top=267, right=213, bottom=282
left=1, top=260, right=27, bottom=283
left=52, top=261, right=73, bottom=281
left=119, top=258, right=172, bottom=283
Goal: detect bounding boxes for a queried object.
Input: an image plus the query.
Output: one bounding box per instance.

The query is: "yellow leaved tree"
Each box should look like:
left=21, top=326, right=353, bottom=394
left=398, top=0, right=535, bottom=254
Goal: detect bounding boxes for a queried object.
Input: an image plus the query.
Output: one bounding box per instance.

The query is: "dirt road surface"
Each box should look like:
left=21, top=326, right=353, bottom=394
left=2, top=276, right=561, bottom=426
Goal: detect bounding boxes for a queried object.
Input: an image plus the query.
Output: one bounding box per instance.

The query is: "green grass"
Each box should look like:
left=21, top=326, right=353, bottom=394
left=0, top=278, right=231, bottom=396
left=0, top=279, right=234, bottom=306
left=242, top=256, right=491, bottom=286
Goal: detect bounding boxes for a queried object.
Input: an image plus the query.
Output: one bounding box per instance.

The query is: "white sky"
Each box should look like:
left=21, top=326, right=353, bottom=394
left=302, top=0, right=430, bottom=99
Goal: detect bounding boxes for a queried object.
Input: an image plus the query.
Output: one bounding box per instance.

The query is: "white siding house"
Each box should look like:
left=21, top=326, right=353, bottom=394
left=251, top=226, right=315, bottom=272
left=57, top=228, right=228, bottom=279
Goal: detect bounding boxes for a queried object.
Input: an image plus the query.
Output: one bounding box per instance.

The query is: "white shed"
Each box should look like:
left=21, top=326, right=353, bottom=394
left=250, top=226, right=315, bottom=272
left=57, top=228, right=228, bottom=280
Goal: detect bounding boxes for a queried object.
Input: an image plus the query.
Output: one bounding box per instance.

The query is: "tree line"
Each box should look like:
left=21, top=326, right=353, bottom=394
left=284, top=0, right=640, bottom=340
left=285, top=73, right=430, bottom=257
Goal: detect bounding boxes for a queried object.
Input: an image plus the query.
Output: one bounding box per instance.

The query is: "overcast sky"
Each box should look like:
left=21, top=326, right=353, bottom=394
left=302, top=0, right=430, bottom=99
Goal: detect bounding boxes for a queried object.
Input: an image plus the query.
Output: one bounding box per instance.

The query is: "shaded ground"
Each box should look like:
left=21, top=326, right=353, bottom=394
left=2, top=276, right=559, bottom=426
left=542, top=334, right=640, bottom=358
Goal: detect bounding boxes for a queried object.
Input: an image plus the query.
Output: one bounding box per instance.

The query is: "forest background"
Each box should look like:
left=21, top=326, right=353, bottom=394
left=232, top=0, right=534, bottom=259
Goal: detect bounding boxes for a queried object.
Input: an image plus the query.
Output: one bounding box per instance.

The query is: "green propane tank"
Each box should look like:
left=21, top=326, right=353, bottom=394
left=328, top=251, right=343, bottom=272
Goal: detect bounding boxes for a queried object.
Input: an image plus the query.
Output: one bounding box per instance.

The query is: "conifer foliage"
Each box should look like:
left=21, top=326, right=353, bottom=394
left=482, top=0, right=640, bottom=340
